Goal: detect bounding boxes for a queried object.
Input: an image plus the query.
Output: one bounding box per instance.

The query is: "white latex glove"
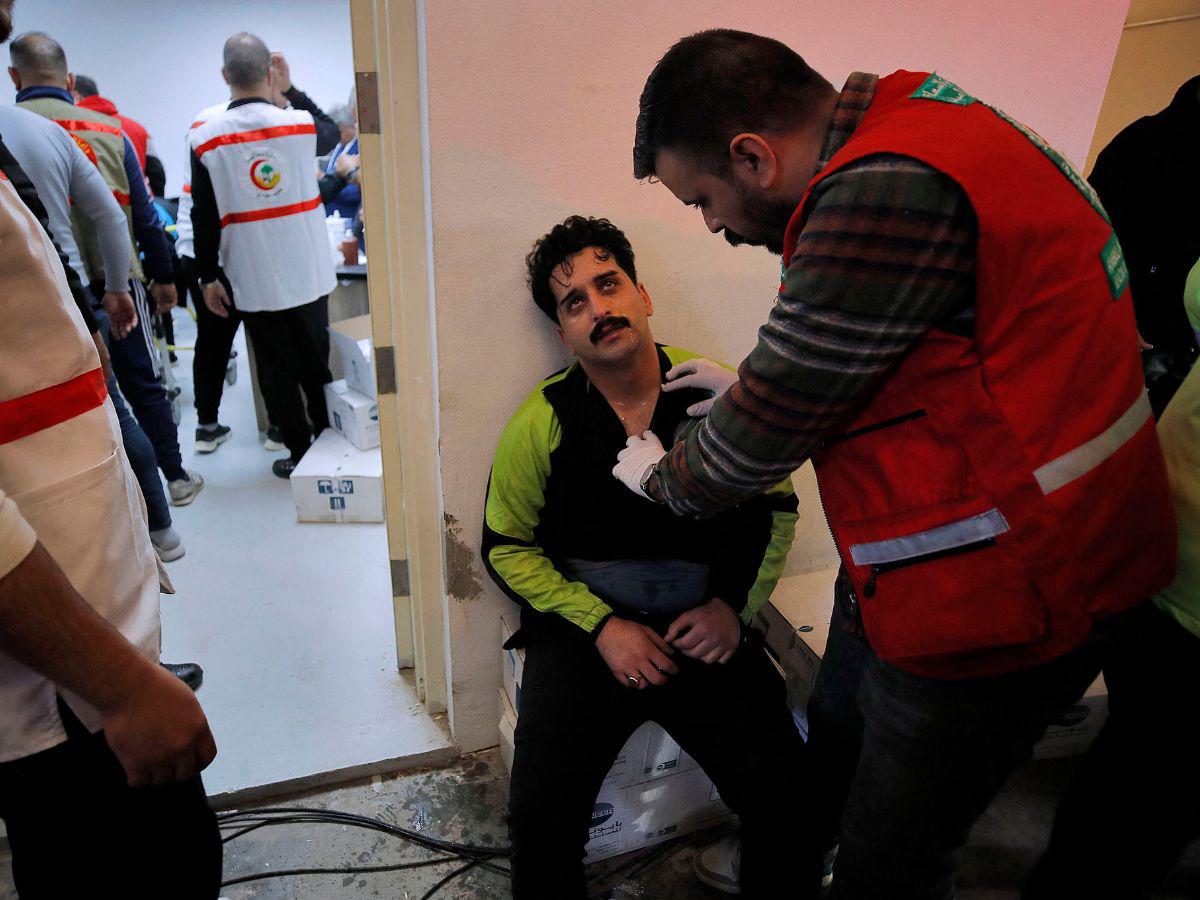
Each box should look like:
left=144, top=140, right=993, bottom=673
left=613, top=431, right=666, bottom=499
left=662, top=358, right=738, bottom=417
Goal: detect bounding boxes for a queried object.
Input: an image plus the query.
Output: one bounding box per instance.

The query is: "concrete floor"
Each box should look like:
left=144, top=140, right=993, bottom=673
left=3, top=748, right=1195, bottom=898
left=155, top=309, right=452, bottom=800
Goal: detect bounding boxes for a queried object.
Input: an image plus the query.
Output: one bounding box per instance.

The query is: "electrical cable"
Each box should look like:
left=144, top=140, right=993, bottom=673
left=216, top=803, right=511, bottom=896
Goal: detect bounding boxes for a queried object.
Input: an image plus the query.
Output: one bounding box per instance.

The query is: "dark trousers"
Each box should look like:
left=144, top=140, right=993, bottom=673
left=96, top=309, right=173, bottom=532
left=806, top=574, right=1123, bottom=900
left=507, top=617, right=820, bottom=899
left=1025, top=602, right=1200, bottom=899
left=186, top=262, right=243, bottom=427
left=0, top=700, right=222, bottom=898
left=92, top=281, right=186, bottom=482
left=241, top=296, right=331, bottom=460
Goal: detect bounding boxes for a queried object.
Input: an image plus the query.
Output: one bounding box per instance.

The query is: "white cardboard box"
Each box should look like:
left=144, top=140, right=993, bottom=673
left=329, top=315, right=376, bottom=399
left=290, top=429, right=384, bottom=523
left=324, top=379, right=380, bottom=450
left=758, top=568, right=1109, bottom=758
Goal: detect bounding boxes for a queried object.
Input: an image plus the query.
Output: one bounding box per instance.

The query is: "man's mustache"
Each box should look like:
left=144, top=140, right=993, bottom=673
left=723, top=228, right=746, bottom=247
left=590, top=316, right=631, bottom=344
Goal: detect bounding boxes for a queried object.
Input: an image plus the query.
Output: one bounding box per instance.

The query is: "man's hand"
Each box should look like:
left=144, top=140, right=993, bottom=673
left=203, top=280, right=233, bottom=319
left=335, top=152, right=360, bottom=177
left=269, top=52, right=292, bottom=93
left=613, top=431, right=666, bottom=499
left=102, top=290, right=137, bottom=340
left=101, top=663, right=218, bottom=787
left=595, top=617, right=679, bottom=689
left=149, top=281, right=177, bottom=314
left=665, top=597, right=742, bottom=664
left=90, top=330, right=112, bottom=383
left=662, top=358, right=738, bottom=417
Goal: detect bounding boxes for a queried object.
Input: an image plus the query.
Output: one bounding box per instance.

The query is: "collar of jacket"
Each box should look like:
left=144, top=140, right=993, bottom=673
left=15, top=85, right=74, bottom=104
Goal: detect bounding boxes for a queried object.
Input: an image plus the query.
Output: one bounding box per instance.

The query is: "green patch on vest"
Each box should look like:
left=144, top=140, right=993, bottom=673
left=1102, top=232, right=1130, bottom=300
left=911, top=73, right=975, bottom=106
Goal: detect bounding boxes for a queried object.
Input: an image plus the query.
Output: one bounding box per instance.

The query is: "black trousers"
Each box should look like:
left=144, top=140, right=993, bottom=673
left=507, top=616, right=820, bottom=899
left=241, top=296, right=332, bottom=460
left=1024, top=602, right=1200, bottom=899
left=0, top=700, right=222, bottom=898
left=187, top=263, right=244, bottom=427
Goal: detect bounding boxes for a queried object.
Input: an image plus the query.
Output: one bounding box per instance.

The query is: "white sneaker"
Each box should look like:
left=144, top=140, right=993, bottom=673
left=693, top=836, right=741, bottom=894
left=167, top=470, right=204, bottom=506
left=263, top=426, right=285, bottom=452
left=149, top=526, right=185, bottom=561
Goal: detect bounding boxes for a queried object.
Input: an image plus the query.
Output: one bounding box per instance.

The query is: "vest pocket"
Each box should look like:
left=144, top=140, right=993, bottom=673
left=842, top=505, right=1050, bottom=661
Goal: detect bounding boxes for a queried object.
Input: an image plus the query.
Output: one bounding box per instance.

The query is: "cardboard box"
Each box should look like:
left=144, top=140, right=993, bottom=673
left=759, top=568, right=1109, bottom=758
left=498, top=688, right=517, bottom=773
left=500, top=619, right=525, bottom=714
left=324, top=379, right=380, bottom=450
left=622, top=766, right=733, bottom=853
left=329, top=315, right=376, bottom=399
left=290, top=429, right=384, bottom=523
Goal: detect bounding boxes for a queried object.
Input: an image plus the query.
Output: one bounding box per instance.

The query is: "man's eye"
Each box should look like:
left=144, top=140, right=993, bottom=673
left=689, top=201, right=704, bottom=211
left=601, top=279, right=616, bottom=290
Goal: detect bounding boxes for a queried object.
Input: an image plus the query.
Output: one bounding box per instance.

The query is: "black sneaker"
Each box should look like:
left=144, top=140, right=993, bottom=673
left=161, top=661, right=203, bottom=691
left=272, top=457, right=300, bottom=479
left=195, top=423, right=232, bottom=454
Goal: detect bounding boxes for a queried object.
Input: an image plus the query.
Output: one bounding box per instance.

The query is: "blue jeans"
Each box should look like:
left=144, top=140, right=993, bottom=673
left=93, top=285, right=186, bottom=482
left=96, top=310, right=172, bottom=532
left=807, top=570, right=1116, bottom=900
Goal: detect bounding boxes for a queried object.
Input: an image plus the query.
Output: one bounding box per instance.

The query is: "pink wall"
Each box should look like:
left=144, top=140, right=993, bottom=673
left=423, top=0, right=1131, bottom=747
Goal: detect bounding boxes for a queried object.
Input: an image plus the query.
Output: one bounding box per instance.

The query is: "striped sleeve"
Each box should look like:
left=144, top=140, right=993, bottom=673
left=654, top=156, right=978, bottom=515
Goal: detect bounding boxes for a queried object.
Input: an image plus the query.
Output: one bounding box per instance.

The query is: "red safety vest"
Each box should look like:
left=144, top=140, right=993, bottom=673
left=786, top=71, right=1176, bottom=678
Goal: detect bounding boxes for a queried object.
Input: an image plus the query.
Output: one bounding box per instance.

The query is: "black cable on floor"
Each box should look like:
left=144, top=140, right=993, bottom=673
left=419, top=858, right=482, bottom=900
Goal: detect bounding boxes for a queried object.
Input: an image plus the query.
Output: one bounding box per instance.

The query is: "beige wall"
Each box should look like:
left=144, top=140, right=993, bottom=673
left=423, top=1, right=1132, bottom=749
left=1087, top=0, right=1200, bottom=172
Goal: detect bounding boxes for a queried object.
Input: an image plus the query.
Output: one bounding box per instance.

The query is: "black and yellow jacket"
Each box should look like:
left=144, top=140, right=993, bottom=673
left=482, top=345, right=798, bottom=637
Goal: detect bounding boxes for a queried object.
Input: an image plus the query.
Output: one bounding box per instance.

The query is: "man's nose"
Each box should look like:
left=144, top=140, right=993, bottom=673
left=588, top=292, right=613, bottom=318
left=702, top=208, right=722, bottom=234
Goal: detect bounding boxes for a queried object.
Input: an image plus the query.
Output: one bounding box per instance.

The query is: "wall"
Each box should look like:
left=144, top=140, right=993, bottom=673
left=422, top=1, right=1131, bottom=749
left=1086, top=0, right=1200, bottom=172
left=8, top=0, right=355, bottom=196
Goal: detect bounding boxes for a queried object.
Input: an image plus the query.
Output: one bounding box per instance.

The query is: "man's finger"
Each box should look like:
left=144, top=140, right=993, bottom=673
left=672, top=629, right=706, bottom=652
left=664, top=360, right=698, bottom=381
left=717, top=649, right=735, bottom=664
left=643, top=627, right=675, bottom=655
left=639, top=665, right=667, bottom=687
left=682, top=637, right=715, bottom=660
left=612, top=667, right=637, bottom=689
left=702, top=647, right=725, bottom=665
left=686, top=399, right=715, bottom=417
left=649, top=649, right=678, bottom=675
left=664, top=618, right=688, bottom=643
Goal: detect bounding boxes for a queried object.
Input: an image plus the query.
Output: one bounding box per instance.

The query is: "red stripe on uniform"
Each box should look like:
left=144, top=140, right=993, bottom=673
left=112, top=190, right=130, bottom=205
left=194, top=124, right=316, bottom=157
left=219, top=195, right=322, bottom=228
left=0, top=369, right=108, bottom=445
left=182, top=184, right=192, bottom=193
left=54, top=119, right=123, bottom=137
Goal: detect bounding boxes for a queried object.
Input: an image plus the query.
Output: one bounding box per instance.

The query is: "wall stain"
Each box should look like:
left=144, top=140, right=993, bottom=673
left=444, top=512, right=483, bottom=601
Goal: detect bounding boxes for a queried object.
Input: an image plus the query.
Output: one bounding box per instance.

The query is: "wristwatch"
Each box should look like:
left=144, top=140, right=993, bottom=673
left=639, top=463, right=658, bottom=498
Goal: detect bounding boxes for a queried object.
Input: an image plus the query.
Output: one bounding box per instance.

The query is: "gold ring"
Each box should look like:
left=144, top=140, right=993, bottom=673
left=626, top=673, right=642, bottom=685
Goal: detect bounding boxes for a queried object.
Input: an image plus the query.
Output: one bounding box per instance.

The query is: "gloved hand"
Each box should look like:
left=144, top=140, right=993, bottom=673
left=613, top=431, right=666, bottom=499
left=662, top=358, right=738, bottom=417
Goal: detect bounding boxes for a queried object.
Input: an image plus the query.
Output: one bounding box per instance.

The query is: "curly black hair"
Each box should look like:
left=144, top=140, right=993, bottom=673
left=526, top=216, right=637, bottom=323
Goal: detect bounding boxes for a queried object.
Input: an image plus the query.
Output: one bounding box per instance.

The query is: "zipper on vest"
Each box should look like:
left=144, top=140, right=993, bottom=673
left=824, top=409, right=927, bottom=447
left=862, top=537, right=997, bottom=598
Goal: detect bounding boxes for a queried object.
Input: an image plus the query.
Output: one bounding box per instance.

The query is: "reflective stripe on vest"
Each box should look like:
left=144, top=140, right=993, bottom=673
left=220, top=194, right=322, bottom=228
left=0, top=368, right=108, bottom=445
left=1033, top=392, right=1153, bottom=494
left=194, top=123, right=316, bottom=158
left=849, top=508, right=1010, bottom=567
left=53, top=118, right=123, bottom=137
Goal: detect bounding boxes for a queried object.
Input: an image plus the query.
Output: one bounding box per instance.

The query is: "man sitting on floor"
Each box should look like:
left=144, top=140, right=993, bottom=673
left=482, top=216, right=819, bottom=898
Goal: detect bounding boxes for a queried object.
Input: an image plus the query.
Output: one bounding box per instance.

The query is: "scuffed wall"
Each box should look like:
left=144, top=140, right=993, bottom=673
left=424, top=0, right=1131, bottom=750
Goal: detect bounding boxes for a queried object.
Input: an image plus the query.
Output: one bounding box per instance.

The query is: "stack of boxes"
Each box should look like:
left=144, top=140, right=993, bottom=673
left=755, top=569, right=1111, bottom=758
left=498, top=619, right=734, bottom=863
left=290, top=315, right=385, bottom=523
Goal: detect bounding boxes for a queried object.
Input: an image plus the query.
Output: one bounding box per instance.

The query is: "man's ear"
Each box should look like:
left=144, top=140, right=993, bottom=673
left=639, top=283, right=654, bottom=318
left=220, top=66, right=231, bottom=87
left=728, top=133, right=779, bottom=191
left=65, top=72, right=75, bottom=93
left=8, top=67, right=21, bottom=91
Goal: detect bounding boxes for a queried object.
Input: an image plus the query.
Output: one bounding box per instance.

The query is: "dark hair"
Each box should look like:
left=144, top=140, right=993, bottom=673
left=526, top=216, right=637, bottom=323
left=9, top=32, right=68, bottom=83
left=73, top=74, right=98, bottom=97
left=222, top=32, right=270, bottom=89
left=633, top=29, right=832, bottom=179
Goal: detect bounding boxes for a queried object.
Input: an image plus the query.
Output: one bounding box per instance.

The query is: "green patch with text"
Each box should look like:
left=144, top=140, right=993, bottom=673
left=911, top=73, right=975, bottom=106
left=1101, top=232, right=1130, bottom=300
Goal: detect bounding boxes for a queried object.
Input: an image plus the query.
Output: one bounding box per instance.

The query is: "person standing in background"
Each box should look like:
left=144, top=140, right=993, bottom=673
left=190, top=33, right=336, bottom=478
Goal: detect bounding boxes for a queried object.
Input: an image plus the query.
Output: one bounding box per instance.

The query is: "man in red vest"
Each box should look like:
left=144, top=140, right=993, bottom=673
left=72, top=74, right=154, bottom=174
left=614, top=30, right=1177, bottom=898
